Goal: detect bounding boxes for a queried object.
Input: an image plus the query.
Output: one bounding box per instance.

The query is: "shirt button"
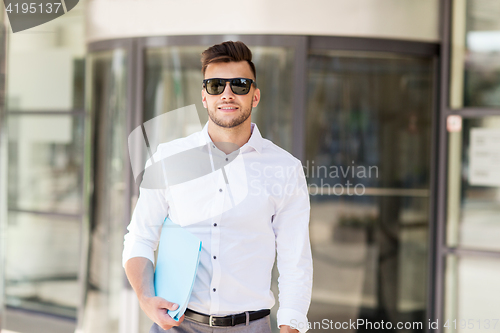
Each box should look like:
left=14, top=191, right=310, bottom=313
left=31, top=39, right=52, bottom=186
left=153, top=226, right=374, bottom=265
left=213, top=255, right=217, bottom=259
left=219, top=188, right=222, bottom=192
left=225, top=158, right=228, bottom=161
left=212, top=144, right=215, bottom=148
left=213, top=288, right=216, bottom=292
left=213, top=223, right=217, bottom=227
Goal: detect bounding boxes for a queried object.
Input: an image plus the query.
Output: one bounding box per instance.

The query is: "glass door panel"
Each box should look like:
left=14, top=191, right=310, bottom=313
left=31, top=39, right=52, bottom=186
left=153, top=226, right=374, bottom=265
left=463, top=0, right=500, bottom=108
left=5, top=114, right=84, bottom=318
left=447, top=116, right=500, bottom=251
left=7, top=114, right=84, bottom=214
left=142, top=44, right=296, bottom=333
left=5, top=212, right=80, bottom=317
left=445, top=255, right=500, bottom=333
left=445, top=116, right=500, bottom=333
left=306, top=51, right=434, bottom=332
left=81, top=49, right=128, bottom=333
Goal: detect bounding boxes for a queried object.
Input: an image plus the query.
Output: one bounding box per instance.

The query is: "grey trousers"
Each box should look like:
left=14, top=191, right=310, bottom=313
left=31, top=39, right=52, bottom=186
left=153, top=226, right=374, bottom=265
left=149, top=313, right=272, bottom=333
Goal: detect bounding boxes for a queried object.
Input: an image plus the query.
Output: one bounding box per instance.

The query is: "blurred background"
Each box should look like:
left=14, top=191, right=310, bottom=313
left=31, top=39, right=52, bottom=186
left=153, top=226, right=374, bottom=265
left=0, top=0, right=499, bottom=332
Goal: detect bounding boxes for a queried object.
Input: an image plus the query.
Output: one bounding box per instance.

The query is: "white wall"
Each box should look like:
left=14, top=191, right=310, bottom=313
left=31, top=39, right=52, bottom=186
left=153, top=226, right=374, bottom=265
left=86, top=0, right=440, bottom=43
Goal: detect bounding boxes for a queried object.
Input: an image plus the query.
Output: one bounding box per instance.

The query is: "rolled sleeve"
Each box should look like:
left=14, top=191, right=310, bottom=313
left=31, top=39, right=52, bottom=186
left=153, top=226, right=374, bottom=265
left=272, top=160, right=313, bottom=333
left=122, top=147, right=169, bottom=268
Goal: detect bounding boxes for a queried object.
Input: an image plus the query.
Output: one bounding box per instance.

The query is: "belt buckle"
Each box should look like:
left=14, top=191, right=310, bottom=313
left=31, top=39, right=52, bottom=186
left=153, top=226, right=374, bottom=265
left=209, top=315, right=215, bottom=327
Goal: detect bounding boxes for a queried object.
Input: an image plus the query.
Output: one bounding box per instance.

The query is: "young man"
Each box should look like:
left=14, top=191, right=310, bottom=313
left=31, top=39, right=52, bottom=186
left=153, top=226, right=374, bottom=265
left=123, top=41, right=313, bottom=333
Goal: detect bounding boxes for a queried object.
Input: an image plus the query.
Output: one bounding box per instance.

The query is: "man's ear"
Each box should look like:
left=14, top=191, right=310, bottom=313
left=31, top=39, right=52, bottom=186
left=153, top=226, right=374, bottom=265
left=201, top=89, right=207, bottom=108
left=252, top=88, right=261, bottom=108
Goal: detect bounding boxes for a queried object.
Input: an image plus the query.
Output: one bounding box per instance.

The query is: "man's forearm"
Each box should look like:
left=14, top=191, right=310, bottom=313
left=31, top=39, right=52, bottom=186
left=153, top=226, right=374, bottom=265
left=124, top=257, right=184, bottom=329
left=124, top=257, right=155, bottom=301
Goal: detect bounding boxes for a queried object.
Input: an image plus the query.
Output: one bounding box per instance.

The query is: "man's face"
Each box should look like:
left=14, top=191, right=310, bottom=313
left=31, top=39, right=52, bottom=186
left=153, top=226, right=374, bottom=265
left=202, top=61, right=260, bottom=129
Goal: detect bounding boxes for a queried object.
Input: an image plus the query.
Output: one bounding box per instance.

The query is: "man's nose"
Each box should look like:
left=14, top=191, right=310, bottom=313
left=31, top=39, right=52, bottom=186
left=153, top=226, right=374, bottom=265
left=221, top=82, right=235, bottom=99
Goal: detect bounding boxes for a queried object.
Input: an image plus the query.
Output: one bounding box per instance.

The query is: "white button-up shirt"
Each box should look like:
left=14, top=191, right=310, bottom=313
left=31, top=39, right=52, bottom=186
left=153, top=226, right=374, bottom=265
left=123, top=122, right=313, bottom=332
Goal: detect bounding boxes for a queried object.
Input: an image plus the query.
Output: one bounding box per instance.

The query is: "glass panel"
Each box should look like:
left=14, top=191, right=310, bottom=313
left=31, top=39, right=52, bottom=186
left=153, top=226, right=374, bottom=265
left=0, top=5, right=6, bottom=329
left=6, top=5, right=85, bottom=112
left=5, top=212, right=80, bottom=317
left=447, top=117, right=500, bottom=251
left=82, top=49, right=128, bottom=333
left=445, top=255, right=500, bottom=333
left=7, top=115, right=84, bottom=214
left=144, top=46, right=294, bottom=152
left=460, top=0, right=500, bottom=107
left=143, top=44, right=295, bottom=332
left=306, top=51, right=434, bottom=332
left=249, top=47, right=294, bottom=151
left=1, top=2, right=85, bottom=329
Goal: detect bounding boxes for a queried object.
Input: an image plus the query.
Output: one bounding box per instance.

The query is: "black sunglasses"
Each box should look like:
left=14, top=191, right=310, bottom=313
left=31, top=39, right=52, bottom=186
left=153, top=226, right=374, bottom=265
left=203, top=78, right=256, bottom=95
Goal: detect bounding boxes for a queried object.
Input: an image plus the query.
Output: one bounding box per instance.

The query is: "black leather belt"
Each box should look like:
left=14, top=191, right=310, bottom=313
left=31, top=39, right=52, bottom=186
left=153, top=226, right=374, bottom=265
left=184, top=308, right=270, bottom=327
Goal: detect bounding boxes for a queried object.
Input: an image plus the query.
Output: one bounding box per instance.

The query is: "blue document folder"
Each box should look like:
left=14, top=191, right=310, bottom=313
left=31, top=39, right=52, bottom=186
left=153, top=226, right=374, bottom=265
left=154, top=217, right=202, bottom=321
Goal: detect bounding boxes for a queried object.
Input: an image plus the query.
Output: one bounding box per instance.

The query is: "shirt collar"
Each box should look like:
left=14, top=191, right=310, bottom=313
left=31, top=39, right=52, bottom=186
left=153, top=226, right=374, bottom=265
left=200, top=121, right=263, bottom=154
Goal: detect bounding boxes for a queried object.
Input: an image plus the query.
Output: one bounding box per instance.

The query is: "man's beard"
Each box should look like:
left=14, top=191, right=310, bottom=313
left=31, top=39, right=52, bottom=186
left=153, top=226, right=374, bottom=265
left=208, top=103, right=252, bottom=129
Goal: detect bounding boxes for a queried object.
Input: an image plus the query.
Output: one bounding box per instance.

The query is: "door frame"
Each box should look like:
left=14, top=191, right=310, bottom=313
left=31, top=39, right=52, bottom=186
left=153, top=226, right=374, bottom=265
left=436, top=1, right=500, bottom=332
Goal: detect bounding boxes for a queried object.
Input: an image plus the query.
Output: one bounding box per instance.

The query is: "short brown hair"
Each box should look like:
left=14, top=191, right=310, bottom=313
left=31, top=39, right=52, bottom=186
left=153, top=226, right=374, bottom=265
left=201, top=41, right=256, bottom=80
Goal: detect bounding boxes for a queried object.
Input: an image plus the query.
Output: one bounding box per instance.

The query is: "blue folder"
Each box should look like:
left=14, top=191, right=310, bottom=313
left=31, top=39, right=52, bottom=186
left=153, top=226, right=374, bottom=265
left=154, top=217, right=202, bottom=321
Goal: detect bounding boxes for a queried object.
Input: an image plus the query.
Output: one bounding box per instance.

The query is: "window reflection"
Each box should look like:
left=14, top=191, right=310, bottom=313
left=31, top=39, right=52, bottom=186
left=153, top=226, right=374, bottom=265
left=462, top=0, right=500, bottom=107
left=445, top=255, right=500, bottom=333
left=5, top=114, right=83, bottom=317
left=5, top=212, right=80, bottom=317
left=83, top=49, right=128, bottom=333
left=447, top=117, right=500, bottom=251
left=8, top=115, right=83, bottom=214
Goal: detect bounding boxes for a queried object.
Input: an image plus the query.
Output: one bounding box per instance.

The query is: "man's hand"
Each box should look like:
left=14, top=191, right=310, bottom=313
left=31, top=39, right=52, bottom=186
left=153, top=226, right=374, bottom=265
left=139, top=295, right=185, bottom=330
left=280, top=324, right=300, bottom=333
left=124, top=257, right=185, bottom=331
